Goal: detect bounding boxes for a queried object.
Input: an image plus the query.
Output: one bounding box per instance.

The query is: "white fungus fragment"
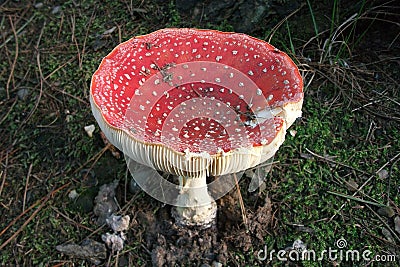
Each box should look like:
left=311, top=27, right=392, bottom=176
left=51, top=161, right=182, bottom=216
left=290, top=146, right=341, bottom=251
left=106, top=214, right=130, bottom=232
left=84, top=124, right=96, bottom=138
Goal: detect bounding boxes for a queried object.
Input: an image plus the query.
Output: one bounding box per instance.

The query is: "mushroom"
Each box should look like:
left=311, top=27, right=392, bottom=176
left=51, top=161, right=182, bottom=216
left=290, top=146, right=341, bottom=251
left=90, top=28, right=303, bottom=227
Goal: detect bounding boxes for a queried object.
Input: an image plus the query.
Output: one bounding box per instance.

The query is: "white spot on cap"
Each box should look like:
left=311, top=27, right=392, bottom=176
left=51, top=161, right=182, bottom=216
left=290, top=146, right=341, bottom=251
left=268, top=94, right=273, bottom=101
left=239, top=82, right=244, bottom=87
left=183, top=64, right=189, bottom=69
left=261, top=139, right=268, bottom=145
left=139, top=105, right=145, bottom=111
left=283, top=80, right=289, bottom=85
left=232, top=50, right=238, bottom=55
left=216, top=56, right=222, bottom=62
left=256, top=88, right=262, bottom=95
left=154, top=79, right=160, bottom=85
left=248, top=70, right=254, bottom=76
left=194, top=126, right=200, bottom=131
left=263, top=68, right=267, bottom=73
left=215, top=78, right=221, bottom=82
left=152, top=91, right=157, bottom=96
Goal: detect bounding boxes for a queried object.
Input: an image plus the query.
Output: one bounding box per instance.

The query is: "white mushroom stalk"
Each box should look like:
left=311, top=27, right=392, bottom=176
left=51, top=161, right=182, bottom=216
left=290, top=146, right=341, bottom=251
left=174, top=175, right=217, bottom=227
left=90, top=28, right=304, bottom=228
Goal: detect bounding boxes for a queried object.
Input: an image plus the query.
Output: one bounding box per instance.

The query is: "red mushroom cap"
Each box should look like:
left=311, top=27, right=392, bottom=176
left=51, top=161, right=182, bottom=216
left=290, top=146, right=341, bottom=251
left=91, top=28, right=303, bottom=176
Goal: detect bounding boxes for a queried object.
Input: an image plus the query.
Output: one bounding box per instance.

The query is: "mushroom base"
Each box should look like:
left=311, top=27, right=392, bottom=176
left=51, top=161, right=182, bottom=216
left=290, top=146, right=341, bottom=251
left=172, top=176, right=217, bottom=228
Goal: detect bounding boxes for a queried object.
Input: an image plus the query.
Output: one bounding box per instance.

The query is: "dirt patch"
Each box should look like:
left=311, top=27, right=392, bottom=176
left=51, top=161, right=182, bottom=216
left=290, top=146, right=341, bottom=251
left=130, top=191, right=274, bottom=266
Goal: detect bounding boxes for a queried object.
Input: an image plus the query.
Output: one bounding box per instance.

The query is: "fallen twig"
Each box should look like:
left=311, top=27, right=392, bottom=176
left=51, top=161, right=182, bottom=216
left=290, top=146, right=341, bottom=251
left=0, top=182, right=70, bottom=250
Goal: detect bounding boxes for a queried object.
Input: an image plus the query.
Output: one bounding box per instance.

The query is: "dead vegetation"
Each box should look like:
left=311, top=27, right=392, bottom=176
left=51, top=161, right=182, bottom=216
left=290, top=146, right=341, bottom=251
left=0, top=0, right=399, bottom=266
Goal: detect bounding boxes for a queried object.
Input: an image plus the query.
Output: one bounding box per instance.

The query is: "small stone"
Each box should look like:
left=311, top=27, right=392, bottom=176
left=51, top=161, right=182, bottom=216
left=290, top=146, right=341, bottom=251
left=381, top=227, right=394, bottom=243
left=377, top=169, right=389, bottom=179
left=102, top=232, right=125, bottom=251
left=84, top=124, right=95, bottom=137
left=394, top=216, right=400, bottom=234
left=17, top=88, right=29, bottom=100
left=93, top=180, right=119, bottom=224
left=51, top=6, right=61, bottom=15
left=56, top=238, right=106, bottom=265
left=106, top=214, right=130, bottom=232
left=377, top=206, right=395, bottom=218
left=68, top=189, right=79, bottom=200
left=212, top=261, right=223, bottom=267
left=34, top=2, right=43, bottom=8
left=345, top=179, right=359, bottom=192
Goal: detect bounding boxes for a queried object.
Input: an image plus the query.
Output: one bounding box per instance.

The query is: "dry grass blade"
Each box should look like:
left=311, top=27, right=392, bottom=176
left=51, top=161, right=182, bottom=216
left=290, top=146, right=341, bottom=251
left=5, top=16, right=18, bottom=100
left=233, top=173, right=248, bottom=229
left=22, top=163, right=33, bottom=212
left=0, top=182, right=70, bottom=250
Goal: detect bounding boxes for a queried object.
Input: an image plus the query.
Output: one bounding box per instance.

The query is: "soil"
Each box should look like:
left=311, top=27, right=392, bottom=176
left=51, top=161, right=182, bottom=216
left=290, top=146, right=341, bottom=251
left=0, top=0, right=398, bottom=266
left=130, top=189, right=274, bottom=266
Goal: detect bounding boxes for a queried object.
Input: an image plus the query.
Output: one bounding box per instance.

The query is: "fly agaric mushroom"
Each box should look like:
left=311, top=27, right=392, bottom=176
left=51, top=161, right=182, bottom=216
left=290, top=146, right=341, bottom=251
left=90, top=28, right=303, bottom=227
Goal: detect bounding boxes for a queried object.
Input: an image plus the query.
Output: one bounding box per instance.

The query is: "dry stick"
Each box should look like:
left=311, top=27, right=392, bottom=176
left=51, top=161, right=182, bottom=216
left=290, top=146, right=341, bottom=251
left=305, top=148, right=370, bottom=176
left=20, top=22, right=46, bottom=127
left=326, top=151, right=400, bottom=222
left=387, top=155, right=400, bottom=205
left=267, top=2, right=306, bottom=43
left=0, top=97, right=18, bottom=125
left=0, top=14, right=35, bottom=49
left=0, top=153, right=8, bottom=197
left=22, top=163, right=33, bottom=212
left=5, top=16, right=18, bottom=99
left=365, top=205, right=400, bottom=244
left=233, top=173, right=248, bottom=229
left=79, top=9, right=96, bottom=71
left=50, top=206, right=94, bottom=232
left=327, top=191, right=385, bottom=207
left=0, top=182, right=70, bottom=250
left=73, top=144, right=113, bottom=182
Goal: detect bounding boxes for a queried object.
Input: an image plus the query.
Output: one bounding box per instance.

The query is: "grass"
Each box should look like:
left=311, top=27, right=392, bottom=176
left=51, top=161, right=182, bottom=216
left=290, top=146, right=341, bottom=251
left=1, top=0, right=399, bottom=266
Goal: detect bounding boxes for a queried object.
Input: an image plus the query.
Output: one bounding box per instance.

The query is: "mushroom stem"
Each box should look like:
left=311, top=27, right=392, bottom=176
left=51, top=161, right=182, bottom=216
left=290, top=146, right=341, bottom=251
left=173, top=174, right=217, bottom=228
